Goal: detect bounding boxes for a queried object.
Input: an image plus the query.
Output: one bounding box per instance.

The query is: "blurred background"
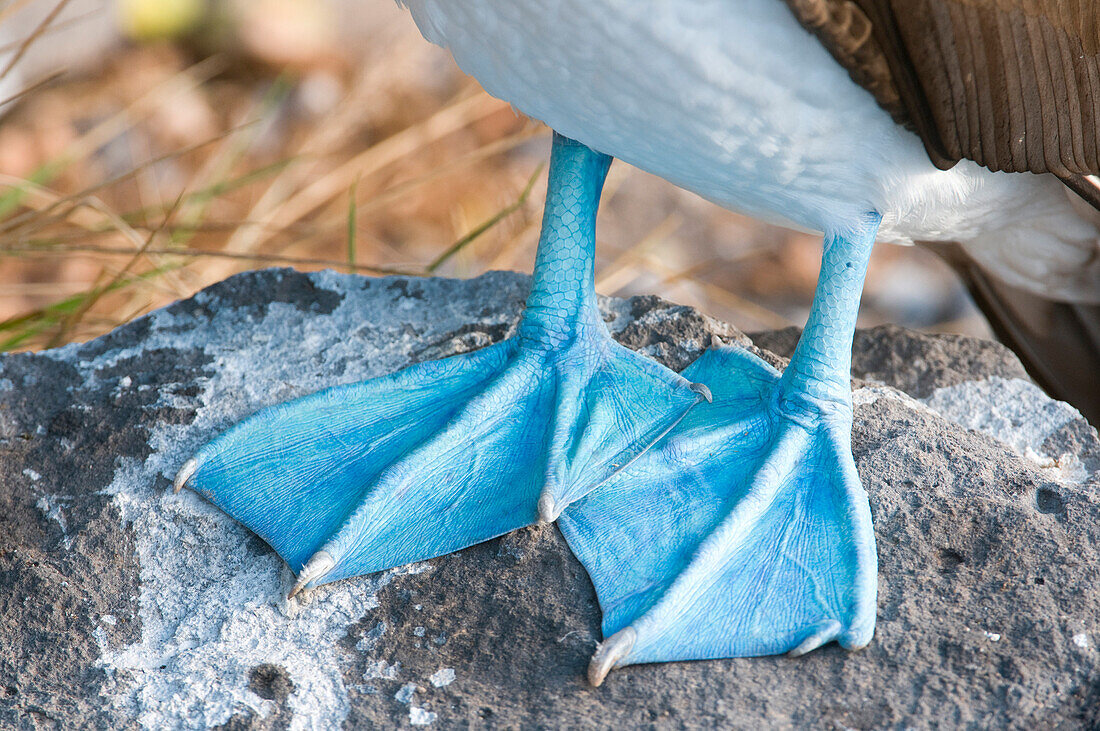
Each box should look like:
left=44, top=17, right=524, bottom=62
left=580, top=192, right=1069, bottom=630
left=0, top=0, right=990, bottom=352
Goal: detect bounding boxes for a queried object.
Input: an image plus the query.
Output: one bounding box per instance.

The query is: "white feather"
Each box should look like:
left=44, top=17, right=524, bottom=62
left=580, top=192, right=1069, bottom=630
left=400, top=0, right=1100, bottom=302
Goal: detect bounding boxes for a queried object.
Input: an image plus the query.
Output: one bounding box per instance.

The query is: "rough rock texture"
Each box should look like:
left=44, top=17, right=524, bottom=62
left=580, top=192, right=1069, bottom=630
left=1, top=268, right=1098, bottom=730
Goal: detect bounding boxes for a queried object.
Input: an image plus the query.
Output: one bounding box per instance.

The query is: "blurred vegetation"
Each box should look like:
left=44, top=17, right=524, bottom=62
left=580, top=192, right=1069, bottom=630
left=0, top=0, right=987, bottom=352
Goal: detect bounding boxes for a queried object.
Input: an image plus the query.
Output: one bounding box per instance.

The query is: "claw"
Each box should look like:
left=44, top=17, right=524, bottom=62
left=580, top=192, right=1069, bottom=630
left=689, top=382, right=712, bottom=403
left=173, top=457, right=197, bottom=494
left=839, top=618, right=875, bottom=651
left=537, top=493, right=561, bottom=524
left=288, top=550, right=335, bottom=599
left=588, top=627, right=636, bottom=687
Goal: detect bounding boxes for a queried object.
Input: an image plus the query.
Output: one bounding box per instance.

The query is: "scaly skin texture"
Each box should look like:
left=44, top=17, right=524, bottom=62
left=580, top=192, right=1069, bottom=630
left=176, top=135, right=704, bottom=589
left=520, top=136, right=607, bottom=346
left=780, top=214, right=879, bottom=411
left=562, top=217, right=881, bottom=682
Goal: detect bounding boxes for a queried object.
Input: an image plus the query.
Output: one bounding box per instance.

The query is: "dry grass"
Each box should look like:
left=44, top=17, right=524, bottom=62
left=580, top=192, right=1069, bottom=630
left=0, top=3, right=989, bottom=352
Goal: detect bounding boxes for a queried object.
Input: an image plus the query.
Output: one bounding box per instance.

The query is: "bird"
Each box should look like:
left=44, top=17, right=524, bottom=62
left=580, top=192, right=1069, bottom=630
left=173, top=0, right=1100, bottom=687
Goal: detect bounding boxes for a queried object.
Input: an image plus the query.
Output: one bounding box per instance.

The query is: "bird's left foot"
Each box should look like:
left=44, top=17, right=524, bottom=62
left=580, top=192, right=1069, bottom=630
left=562, top=345, right=877, bottom=684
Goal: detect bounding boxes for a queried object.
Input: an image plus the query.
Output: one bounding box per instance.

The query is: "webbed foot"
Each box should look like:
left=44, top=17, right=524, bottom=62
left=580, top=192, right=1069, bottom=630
left=172, top=133, right=707, bottom=595
left=561, top=346, right=876, bottom=684
left=561, top=214, right=884, bottom=684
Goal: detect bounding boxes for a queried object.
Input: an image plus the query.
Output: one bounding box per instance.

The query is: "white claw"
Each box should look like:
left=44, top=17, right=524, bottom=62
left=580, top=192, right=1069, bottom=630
left=537, top=492, right=561, bottom=524
left=787, top=620, right=842, bottom=658
left=587, top=627, right=636, bottom=687
left=173, top=458, right=198, bottom=494
left=288, top=550, right=335, bottom=600
left=689, top=382, right=713, bottom=403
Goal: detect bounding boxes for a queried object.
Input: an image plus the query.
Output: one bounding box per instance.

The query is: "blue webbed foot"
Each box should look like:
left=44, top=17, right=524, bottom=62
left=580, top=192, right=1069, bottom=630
left=173, top=133, right=708, bottom=597
left=561, top=346, right=876, bottom=684
left=561, top=214, right=884, bottom=684
left=175, top=326, right=704, bottom=595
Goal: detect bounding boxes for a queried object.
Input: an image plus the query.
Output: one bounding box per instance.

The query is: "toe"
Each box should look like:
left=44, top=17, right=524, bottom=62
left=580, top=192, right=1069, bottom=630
left=173, top=457, right=198, bottom=494
left=287, top=550, right=335, bottom=599
left=787, top=620, right=842, bottom=658
left=839, top=614, right=875, bottom=651
left=587, top=627, right=636, bottom=687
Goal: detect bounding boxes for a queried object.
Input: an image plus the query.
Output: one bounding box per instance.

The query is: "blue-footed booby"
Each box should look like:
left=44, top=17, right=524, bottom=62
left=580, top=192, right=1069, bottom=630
left=173, top=0, right=1100, bottom=686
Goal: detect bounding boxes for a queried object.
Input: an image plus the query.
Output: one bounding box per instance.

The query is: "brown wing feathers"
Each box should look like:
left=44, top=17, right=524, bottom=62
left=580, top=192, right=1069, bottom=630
left=785, top=0, right=1100, bottom=177
left=784, top=1, right=908, bottom=123
left=786, top=1, right=1100, bottom=422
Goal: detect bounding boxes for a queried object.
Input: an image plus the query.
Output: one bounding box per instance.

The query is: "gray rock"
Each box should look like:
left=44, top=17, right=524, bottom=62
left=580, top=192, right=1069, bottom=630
left=1, top=268, right=1097, bottom=730
left=751, top=324, right=1030, bottom=398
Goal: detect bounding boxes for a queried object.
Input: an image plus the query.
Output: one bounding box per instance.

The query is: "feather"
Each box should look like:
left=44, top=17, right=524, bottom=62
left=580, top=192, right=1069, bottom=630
left=786, top=0, right=1100, bottom=175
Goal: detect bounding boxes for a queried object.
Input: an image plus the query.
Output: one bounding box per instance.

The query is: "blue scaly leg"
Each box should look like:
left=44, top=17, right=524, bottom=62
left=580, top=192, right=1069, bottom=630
left=560, top=214, right=882, bottom=685
left=173, top=133, right=709, bottom=596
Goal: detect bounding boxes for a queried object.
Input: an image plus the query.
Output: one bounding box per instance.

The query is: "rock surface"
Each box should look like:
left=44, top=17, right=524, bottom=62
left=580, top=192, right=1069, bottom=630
left=1, top=268, right=1098, bottom=730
